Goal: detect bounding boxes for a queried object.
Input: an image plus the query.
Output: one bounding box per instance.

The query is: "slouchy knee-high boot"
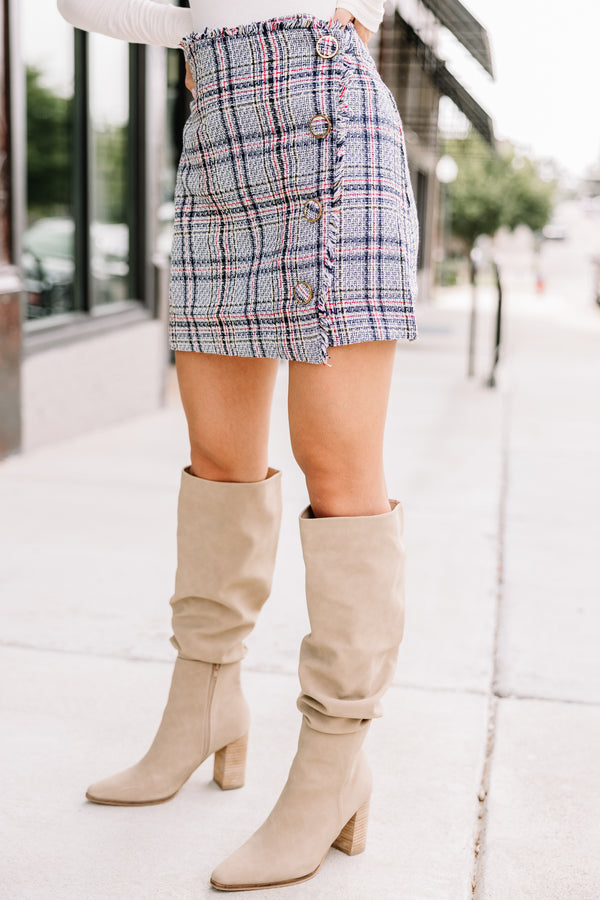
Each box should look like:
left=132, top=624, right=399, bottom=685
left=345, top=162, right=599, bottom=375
left=210, top=499, right=405, bottom=891
left=85, top=465, right=282, bottom=806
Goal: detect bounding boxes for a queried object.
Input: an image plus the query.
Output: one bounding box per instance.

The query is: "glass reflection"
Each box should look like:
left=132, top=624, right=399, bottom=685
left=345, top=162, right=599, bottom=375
left=22, top=2, right=75, bottom=318
left=89, top=33, right=130, bottom=306
left=156, top=47, right=185, bottom=259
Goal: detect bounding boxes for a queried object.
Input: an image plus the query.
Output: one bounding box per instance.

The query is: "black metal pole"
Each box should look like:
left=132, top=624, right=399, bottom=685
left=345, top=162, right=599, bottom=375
left=128, top=43, right=147, bottom=307
left=73, top=29, right=91, bottom=312
left=467, top=254, right=477, bottom=377
left=486, top=259, right=503, bottom=388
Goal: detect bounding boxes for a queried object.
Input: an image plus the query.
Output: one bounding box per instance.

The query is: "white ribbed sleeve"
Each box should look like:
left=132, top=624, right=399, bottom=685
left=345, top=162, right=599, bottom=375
left=56, top=1, right=385, bottom=47
left=341, top=0, right=384, bottom=33
left=56, top=0, right=193, bottom=49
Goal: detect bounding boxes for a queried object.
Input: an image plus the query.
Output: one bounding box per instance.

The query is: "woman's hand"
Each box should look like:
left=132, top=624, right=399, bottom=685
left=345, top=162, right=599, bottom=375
left=185, top=61, right=195, bottom=94
left=333, top=7, right=373, bottom=46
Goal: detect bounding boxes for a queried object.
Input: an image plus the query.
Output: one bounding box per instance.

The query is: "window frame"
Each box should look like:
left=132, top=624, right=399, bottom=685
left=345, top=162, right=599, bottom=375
left=22, top=22, right=153, bottom=349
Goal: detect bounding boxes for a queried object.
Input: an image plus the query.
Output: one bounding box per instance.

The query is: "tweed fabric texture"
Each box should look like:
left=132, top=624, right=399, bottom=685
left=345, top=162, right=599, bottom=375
left=169, top=14, right=419, bottom=365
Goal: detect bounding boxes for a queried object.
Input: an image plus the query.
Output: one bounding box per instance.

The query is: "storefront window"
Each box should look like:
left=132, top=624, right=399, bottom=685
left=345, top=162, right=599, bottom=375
left=157, top=47, right=187, bottom=259
left=88, top=33, right=130, bottom=306
left=20, top=5, right=154, bottom=327
left=1, top=2, right=10, bottom=266
left=22, top=1, right=75, bottom=318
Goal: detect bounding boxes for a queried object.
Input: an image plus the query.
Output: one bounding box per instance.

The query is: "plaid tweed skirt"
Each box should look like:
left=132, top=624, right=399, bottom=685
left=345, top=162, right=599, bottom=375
left=169, top=14, right=419, bottom=366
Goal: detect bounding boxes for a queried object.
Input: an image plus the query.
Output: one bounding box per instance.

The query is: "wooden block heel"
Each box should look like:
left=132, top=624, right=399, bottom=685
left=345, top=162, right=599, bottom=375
left=213, top=733, right=248, bottom=790
left=332, top=798, right=370, bottom=856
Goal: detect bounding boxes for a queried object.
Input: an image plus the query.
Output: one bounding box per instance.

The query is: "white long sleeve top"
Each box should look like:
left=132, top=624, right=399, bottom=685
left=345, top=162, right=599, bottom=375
left=56, top=0, right=385, bottom=48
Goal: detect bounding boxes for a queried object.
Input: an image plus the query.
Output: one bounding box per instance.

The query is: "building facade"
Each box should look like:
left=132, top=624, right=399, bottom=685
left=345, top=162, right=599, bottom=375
left=375, top=0, right=494, bottom=300
left=0, top=0, right=492, bottom=457
left=0, top=0, right=189, bottom=456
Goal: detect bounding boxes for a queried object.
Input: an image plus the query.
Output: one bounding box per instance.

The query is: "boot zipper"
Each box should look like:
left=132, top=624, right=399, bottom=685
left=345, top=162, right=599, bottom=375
left=202, top=663, right=221, bottom=760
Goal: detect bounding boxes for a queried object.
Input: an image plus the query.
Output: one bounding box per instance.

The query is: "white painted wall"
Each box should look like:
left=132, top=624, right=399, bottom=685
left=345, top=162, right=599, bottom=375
left=22, top=319, right=167, bottom=451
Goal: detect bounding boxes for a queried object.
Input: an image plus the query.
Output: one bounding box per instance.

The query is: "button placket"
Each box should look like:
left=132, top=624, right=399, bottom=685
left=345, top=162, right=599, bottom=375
left=293, top=31, right=339, bottom=311
left=302, top=198, right=323, bottom=223
left=294, top=282, right=314, bottom=305
left=315, top=35, right=339, bottom=59
left=309, top=113, right=331, bottom=139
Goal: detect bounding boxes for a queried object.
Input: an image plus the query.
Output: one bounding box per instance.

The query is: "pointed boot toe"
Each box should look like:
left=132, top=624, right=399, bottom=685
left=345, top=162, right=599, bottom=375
left=210, top=723, right=372, bottom=891
left=210, top=846, right=269, bottom=893
left=210, top=840, right=322, bottom=892
left=85, top=659, right=251, bottom=806
left=85, top=766, right=177, bottom=807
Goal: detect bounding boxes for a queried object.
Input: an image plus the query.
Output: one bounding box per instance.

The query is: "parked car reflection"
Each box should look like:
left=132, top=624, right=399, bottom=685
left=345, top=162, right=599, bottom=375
left=23, top=217, right=75, bottom=317
left=542, top=218, right=568, bottom=241
left=23, top=216, right=129, bottom=317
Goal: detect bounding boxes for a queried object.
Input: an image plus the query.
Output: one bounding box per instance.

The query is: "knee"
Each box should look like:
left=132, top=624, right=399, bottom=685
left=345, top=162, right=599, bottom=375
left=292, top=446, right=387, bottom=517
left=188, top=438, right=267, bottom=483
left=306, top=476, right=389, bottom=517
left=291, top=441, right=338, bottom=488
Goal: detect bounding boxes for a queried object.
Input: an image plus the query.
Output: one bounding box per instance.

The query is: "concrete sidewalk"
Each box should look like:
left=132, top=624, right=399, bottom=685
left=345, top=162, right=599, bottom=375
left=1, top=262, right=599, bottom=898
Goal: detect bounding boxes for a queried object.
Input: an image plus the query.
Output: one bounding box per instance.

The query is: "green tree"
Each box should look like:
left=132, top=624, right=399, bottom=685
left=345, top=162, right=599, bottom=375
left=444, top=131, right=555, bottom=250
left=26, top=66, right=128, bottom=226
left=502, top=154, right=554, bottom=233
left=26, top=66, right=73, bottom=220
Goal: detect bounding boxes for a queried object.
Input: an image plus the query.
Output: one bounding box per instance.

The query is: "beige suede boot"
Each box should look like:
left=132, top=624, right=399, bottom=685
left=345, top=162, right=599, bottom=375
left=85, top=465, right=282, bottom=806
left=211, top=499, right=405, bottom=890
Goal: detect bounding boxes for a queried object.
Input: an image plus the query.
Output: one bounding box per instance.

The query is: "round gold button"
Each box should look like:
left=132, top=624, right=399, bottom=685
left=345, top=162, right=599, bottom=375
left=316, top=36, right=339, bottom=59
left=294, top=282, right=314, bottom=305
left=302, top=198, right=323, bottom=223
left=309, top=113, right=331, bottom=139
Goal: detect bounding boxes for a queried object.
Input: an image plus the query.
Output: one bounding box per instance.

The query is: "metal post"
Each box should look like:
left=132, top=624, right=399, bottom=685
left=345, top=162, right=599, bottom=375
left=73, top=28, right=91, bottom=312
left=128, top=43, right=147, bottom=307
left=467, top=254, right=478, bottom=377
left=486, top=259, right=503, bottom=388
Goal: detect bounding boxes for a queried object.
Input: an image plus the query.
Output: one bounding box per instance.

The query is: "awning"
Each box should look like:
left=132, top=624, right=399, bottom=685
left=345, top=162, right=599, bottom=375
left=398, top=14, right=495, bottom=147
left=418, top=0, right=494, bottom=77
left=435, top=65, right=494, bottom=147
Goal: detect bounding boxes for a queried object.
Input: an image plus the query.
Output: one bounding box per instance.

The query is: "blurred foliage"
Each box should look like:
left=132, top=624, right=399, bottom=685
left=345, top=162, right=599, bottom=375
left=26, top=66, right=73, bottom=220
left=436, top=256, right=469, bottom=286
left=93, top=126, right=128, bottom=224
left=26, top=66, right=128, bottom=224
left=444, top=131, right=556, bottom=249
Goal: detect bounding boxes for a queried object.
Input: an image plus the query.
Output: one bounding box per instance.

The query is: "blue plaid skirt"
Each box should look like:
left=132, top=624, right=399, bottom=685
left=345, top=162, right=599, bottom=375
left=169, top=14, right=419, bottom=366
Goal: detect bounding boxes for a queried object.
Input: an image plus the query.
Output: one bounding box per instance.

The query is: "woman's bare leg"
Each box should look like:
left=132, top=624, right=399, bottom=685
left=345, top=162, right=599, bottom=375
left=210, top=339, right=404, bottom=890
left=175, top=351, right=280, bottom=482
left=85, top=351, right=281, bottom=806
left=287, top=340, right=397, bottom=517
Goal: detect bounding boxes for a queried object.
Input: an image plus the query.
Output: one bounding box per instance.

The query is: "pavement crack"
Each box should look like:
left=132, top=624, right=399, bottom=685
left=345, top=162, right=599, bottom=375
left=391, top=679, right=488, bottom=698
left=492, top=689, right=600, bottom=708
left=471, top=373, right=512, bottom=897
left=2, top=640, right=597, bottom=705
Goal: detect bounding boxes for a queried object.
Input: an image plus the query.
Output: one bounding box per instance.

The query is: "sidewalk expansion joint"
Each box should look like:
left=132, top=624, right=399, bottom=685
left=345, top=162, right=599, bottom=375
left=492, top=688, right=600, bottom=708
left=471, top=383, right=511, bottom=897
left=390, top=680, right=488, bottom=698
left=0, top=641, right=300, bottom=680
left=3, top=641, right=598, bottom=707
